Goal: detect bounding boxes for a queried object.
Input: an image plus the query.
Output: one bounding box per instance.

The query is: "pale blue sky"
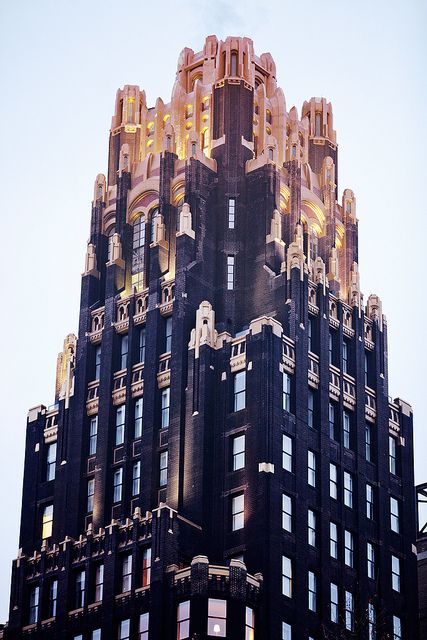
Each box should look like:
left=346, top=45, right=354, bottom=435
left=0, top=0, right=426, bottom=620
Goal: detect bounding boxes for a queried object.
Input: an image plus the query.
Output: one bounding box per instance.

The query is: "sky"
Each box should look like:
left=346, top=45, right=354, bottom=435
left=0, top=0, right=426, bottom=621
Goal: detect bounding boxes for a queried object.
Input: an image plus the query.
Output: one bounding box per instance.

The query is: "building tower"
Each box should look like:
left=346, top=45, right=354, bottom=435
left=6, top=35, right=418, bottom=640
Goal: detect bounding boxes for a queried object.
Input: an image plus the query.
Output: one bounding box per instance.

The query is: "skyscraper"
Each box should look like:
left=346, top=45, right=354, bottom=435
left=6, top=35, right=418, bottom=639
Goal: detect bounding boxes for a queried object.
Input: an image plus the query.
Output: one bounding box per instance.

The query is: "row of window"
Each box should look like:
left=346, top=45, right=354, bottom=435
left=282, top=608, right=402, bottom=639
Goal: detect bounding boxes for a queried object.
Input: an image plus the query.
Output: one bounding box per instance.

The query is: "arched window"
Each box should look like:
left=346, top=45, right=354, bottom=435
left=266, top=109, right=272, bottom=124
left=185, top=104, right=193, bottom=119
left=107, top=226, right=115, bottom=262
left=132, top=215, right=145, bottom=274
left=201, top=127, right=209, bottom=154
left=150, top=207, right=160, bottom=243
left=230, top=51, right=238, bottom=76
left=268, top=147, right=274, bottom=161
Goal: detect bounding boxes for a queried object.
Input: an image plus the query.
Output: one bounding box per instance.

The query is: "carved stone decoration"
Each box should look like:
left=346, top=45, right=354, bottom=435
left=313, top=256, right=326, bottom=289
left=108, top=233, right=125, bottom=268
left=366, top=293, right=383, bottom=329
left=348, top=261, right=362, bottom=310
left=266, top=209, right=282, bottom=244
left=83, top=243, right=99, bottom=278
left=164, top=122, right=176, bottom=153
left=93, top=174, right=106, bottom=203
left=285, top=222, right=306, bottom=280
left=119, top=143, right=130, bottom=175
left=55, top=334, right=77, bottom=406
left=151, top=214, right=167, bottom=246
left=189, top=300, right=218, bottom=358
left=177, top=203, right=195, bottom=239
left=327, top=246, right=340, bottom=284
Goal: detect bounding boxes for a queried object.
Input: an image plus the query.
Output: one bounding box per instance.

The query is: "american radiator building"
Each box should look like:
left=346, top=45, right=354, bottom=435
left=6, top=36, right=419, bottom=640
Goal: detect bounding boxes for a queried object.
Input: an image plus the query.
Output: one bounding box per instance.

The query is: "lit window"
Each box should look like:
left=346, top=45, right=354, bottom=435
left=367, top=542, right=375, bottom=579
left=113, top=468, right=123, bottom=503
left=344, top=530, right=354, bottom=567
left=142, top=547, right=151, bottom=587
left=95, top=345, right=101, bottom=380
left=245, top=607, right=254, bottom=640
left=228, top=198, right=235, bottom=229
left=308, top=390, right=315, bottom=428
left=115, top=406, right=125, bottom=446
left=390, top=497, right=400, bottom=533
left=139, top=328, right=146, bottom=363
left=132, top=215, right=146, bottom=276
left=365, top=423, right=372, bottom=462
left=282, top=494, right=292, bottom=532
left=283, top=372, right=291, bottom=412
left=368, top=603, right=376, bottom=640
left=89, top=416, right=98, bottom=455
left=343, top=471, right=353, bottom=508
left=308, top=510, right=316, bottom=547
left=92, top=630, right=101, bottom=640
left=232, top=493, right=244, bottom=531
left=342, top=340, right=348, bottom=374
left=282, top=556, right=292, bottom=597
left=330, top=583, right=338, bottom=623
left=46, top=443, right=57, bottom=481
left=165, top=317, right=172, bottom=353
left=75, top=569, right=85, bottom=608
left=120, top=334, right=128, bottom=370
left=119, top=619, right=130, bottom=640
left=393, top=616, right=402, bottom=640
left=308, top=571, right=317, bottom=612
left=366, top=484, right=374, bottom=520
left=139, top=612, right=149, bottom=640
left=48, top=579, right=57, bottom=617
left=343, top=411, right=351, bottom=449
left=233, top=370, right=246, bottom=411
left=392, top=555, right=401, bottom=592
left=330, top=522, right=338, bottom=559
left=227, top=255, right=235, bottom=290
left=134, top=398, right=143, bottom=438
left=177, top=600, right=190, bottom=639
left=132, top=461, right=141, bottom=496
left=159, top=451, right=168, bottom=487
left=87, top=478, right=95, bottom=513
left=389, top=436, right=397, bottom=475
left=282, top=434, right=293, bottom=472
left=329, top=402, right=337, bottom=440
left=207, top=598, right=226, bottom=637
left=330, top=463, right=338, bottom=499
left=232, top=434, right=245, bottom=470
left=282, top=622, right=292, bottom=640
left=308, top=450, right=316, bottom=487
left=161, top=387, right=170, bottom=428
left=29, top=585, right=40, bottom=624
left=42, top=504, right=53, bottom=539
left=95, top=564, right=104, bottom=602
left=122, top=554, right=132, bottom=593
left=345, top=591, right=354, bottom=631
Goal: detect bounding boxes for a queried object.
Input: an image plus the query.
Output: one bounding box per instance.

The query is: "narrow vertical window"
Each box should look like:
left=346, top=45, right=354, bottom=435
left=393, top=616, right=402, bottom=640
left=159, top=451, right=168, bottom=487
left=389, top=436, right=397, bottom=475
left=307, top=390, right=315, bottom=428
left=366, top=483, right=374, bottom=520
left=46, top=442, right=57, bottom=481
left=328, top=332, right=333, bottom=365
left=308, top=571, right=317, bottom=612
left=308, top=450, right=316, bottom=487
left=232, top=493, right=244, bottom=531
left=343, top=411, right=351, bottom=449
left=233, top=370, right=246, bottom=411
left=132, top=461, right=141, bottom=496
left=365, top=423, right=372, bottom=462
left=282, top=556, right=292, bottom=597
left=134, top=398, right=143, bottom=438
left=308, top=510, right=316, bottom=547
left=42, top=504, right=53, bottom=539
left=92, top=630, right=101, bottom=640
left=89, top=416, right=98, bottom=455
left=364, top=352, right=369, bottom=386
left=391, top=555, right=401, bottom=592
left=329, top=463, right=338, bottom=499
left=282, top=434, right=292, bottom=472
left=107, top=226, right=115, bottom=261
left=139, top=612, right=149, bottom=640
left=315, top=112, right=321, bottom=136
left=342, top=340, right=348, bottom=374
left=115, top=406, right=125, bottom=446
left=142, top=547, right=151, bottom=587
left=282, top=494, right=292, bottom=532
left=95, top=345, right=101, bottom=380
left=232, top=434, right=245, bottom=470
left=330, top=522, right=338, bottom=559
left=227, top=255, right=235, bottom=290
left=230, top=51, right=238, bottom=76
left=120, top=334, right=128, bottom=370
left=345, top=591, right=354, bottom=631
left=165, top=317, right=172, bottom=353
left=245, top=607, right=255, bottom=640
left=307, top=317, right=313, bottom=352
left=329, top=402, right=337, bottom=440
left=330, top=583, right=338, bottom=623
left=282, top=622, right=292, bottom=640
left=139, top=328, right=146, bottom=363
left=228, top=198, right=235, bottom=229
left=390, top=497, right=400, bottom=533
left=367, top=542, right=375, bottom=579
left=132, top=215, right=146, bottom=278
left=119, top=619, right=130, bottom=640
left=344, top=530, right=354, bottom=567
left=368, top=603, right=376, bottom=640
left=48, top=579, right=58, bottom=617
left=95, top=564, right=104, bottom=602
left=122, top=554, right=132, bottom=593
left=29, top=585, right=40, bottom=624
left=283, top=372, right=291, bottom=412
left=177, top=601, right=190, bottom=639
left=75, top=569, right=85, bottom=608
left=150, top=207, right=160, bottom=243
left=113, top=468, right=123, bottom=503
left=161, top=387, right=170, bottom=428
left=87, top=478, right=95, bottom=513
left=207, top=599, right=227, bottom=637
left=343, top=471, right=353, bottom=508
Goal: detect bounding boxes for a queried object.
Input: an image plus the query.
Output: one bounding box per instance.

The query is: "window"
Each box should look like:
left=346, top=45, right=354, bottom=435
left=115, top=406, right=125, bottom=446
left=366, top=484, right=374, bottom=520
left=228, top=198, right=235, bottom=229
left=95, top=564, right=104, bottom=602
left=282, top=556, right=292, bottom=597
left=328, top=332, right=333, bottom=365
left=330, top=583, right=338, bottom=623
left=232, top=493, right=244, bottom=531
left=161, top=387, right=170, bottom=428
left=230, top=50, right=238, bottom=75
left=308, top=450, right=316, bottom=487
left=139, top=328, right=146, bottom=363
left=232, top=434, right=245, bottom=470
left=282, top=494, right=292, bottom=532
left=245, top=607, right=254, bottom=640
left=308, top=390, right=314, bottom=428
left=344, top=472, right=353, bottom=508
left=132, top=461, right=141, bottom=496
left=92, top=630, right=101, bottom=640
left=150, top=207, right=160, bottom=243
left=330, top=522, right=338, bottom=559
left=343, top=411, right=351, bottom=449
left=177, top=600, right=190, bottom=639
left=344, top=530, right=354, bottom=567
left=95, top=345, right=101, bottom=380
left=308, top=510, right=316, bottom=547
left=283, top=372, right=291, bottom=412
left=29, top=585, right=40, bottom=624
left=368, top=603, right=376, bottom=640
left=46, top=443, right=57, bottom=481
left=113, top=468, right=123, bottom=503
left=75, top=569, right=85, bottom=608
left=48, top=578, right=57, bottom=617
left=282, top=622, right=292, bottom=640
left=233, top=370, right=246, bottom=411
left=392, top=555, right=401, bottom=592
left=365, top=423, right=372, bottom=462
left=120, top=334, right=128, bottom=370
left=87, top=478, right=95, bottom=513
left=227, top=255, right=235, bottom=290
left=308, top=571, right=317, bottom=612
left=315, top=112, right=321, bottom=136
left=142, top=547, right=151, bottom=587
left=134, top=398, right=143, bottom=438
left=165, top=317, right=172, bottom=353
left=139, top=612, right=149, bottom=640
left=389, top=436, right=397, bottom=475
left=159, top=451, right=168, bottom=487
left=329, top=402, right=337, bottom=440
left=119, top=619, right=130, bottom=640
left=122, top=554, right=132, bottom=592
left=364, top=352, right=369, bottom=386
left=345, top=591, right=354, bottom=631
left=367, top=542, right=375, bottom=579
left=107, top=226, right=115, bottom=262
left=282, top=434, right=292, bottom=472
left=390, top=497, right=400, bottom=533
left=307, top=317, right=313, bottom=352
left=207, top=598, right=226, bottom=637
left=330, top=463, right=338, bottom=499
left=89, top=416, right=98, bottom=455
left=342, top=340, right=348, bottom=374
left=42, top=504, right=53, bottom=539
left=393, top=616, right=402, bottom=640
left=132, top=215, right=146, bottom=276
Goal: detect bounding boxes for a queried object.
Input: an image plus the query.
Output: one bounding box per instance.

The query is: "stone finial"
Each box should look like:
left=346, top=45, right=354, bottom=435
left=327, top=246, right=340, bottom=283
left=189, top=301, right=217, bottom=357
left=93, top=174, right=106, bottom=203
left=285, top=223, right=306, bottom=280
left=151, top=214, right=166, bottom=245
left=119, top=143, right=130, bottom=175
left=266, top=209, right=282, bottom=243
left=177, top=202, right=195, bottom=239
left=55, top=334, right=77, bottom=404
left=343, top=188, right=356, bottom=223
left=83, top=242, right=99, bottom=278
left=108, top=233, right=125, bottom=268
left=366, top=294, right=383, bottom=329
left=164, top=122, right=176, bottom=153
left=348, top=261, right=361, bottom=309
left=313, top=256, right=326, bottom=289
